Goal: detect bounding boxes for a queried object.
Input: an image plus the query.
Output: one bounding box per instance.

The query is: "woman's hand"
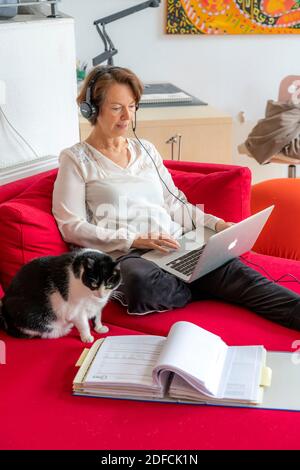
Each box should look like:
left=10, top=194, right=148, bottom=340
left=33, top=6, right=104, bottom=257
left=132, top=233, right=181, bottom=253
left=215, top=220, right=235, bottom=233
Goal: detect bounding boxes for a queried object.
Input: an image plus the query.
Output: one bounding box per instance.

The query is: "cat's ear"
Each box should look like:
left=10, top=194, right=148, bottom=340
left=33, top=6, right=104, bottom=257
left=86, top=257, right=96, bottom=269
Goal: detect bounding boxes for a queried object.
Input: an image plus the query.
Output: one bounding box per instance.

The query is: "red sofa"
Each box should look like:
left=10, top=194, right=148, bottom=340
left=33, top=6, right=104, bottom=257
left=1, top=160, right=300, bottom=450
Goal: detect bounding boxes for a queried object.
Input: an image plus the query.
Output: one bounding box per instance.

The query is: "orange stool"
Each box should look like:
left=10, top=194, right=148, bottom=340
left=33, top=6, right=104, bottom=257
left=251, top=178, right=300, bottom=260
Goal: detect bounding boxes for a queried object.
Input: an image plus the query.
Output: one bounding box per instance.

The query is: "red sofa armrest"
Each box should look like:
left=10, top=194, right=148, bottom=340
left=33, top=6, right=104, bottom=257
left=164, top=160, right=251, bottom=222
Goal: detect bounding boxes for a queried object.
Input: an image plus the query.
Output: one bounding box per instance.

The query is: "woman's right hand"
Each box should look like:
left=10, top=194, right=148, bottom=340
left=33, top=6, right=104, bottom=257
left=132, top=233, right=181, bottom=253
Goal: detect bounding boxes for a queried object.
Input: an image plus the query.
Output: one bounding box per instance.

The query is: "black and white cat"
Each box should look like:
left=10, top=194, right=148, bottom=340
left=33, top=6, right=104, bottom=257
left=0, top=249, right=121, bottom=343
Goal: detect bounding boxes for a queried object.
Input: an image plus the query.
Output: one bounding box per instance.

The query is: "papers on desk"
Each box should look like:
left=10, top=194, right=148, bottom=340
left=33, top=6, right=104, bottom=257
left=140, top=91, right=193, bottom=105
left=140, top=82, right=207, bottom=107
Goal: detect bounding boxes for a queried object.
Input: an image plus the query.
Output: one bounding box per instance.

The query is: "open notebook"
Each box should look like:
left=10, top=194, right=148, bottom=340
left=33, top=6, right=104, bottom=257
left=73, top=321, right=272, bottom=406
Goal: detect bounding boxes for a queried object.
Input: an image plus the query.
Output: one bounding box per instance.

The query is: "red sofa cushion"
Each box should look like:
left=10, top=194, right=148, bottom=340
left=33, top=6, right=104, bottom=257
left=2, top=256, right=300, bottom=450
left=0, top=171, right=68, bottom=290
left=168, top=164, right=251, bottom=222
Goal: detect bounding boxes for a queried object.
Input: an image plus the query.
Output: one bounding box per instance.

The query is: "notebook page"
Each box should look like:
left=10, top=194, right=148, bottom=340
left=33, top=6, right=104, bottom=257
left=140, top=92, right=192, bottom=103
left=153, top=321, right=227, bottom=396
left=218, top=346, right=265, bottom=400
left=84, top=335, right=166, bottom=388
left=169, top=346, right=265, bottom=402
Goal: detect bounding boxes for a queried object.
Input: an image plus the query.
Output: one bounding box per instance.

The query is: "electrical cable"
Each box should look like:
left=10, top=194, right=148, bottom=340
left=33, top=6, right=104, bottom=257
left=239, top=255, right=300, bottom=284
left=132, top=123, right=196, bottom=230
left=0, top=106, right=39, bottom=159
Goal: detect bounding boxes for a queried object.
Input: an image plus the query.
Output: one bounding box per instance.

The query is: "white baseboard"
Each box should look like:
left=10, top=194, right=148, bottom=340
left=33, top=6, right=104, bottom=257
left=0, top=155, right=59, bottom=185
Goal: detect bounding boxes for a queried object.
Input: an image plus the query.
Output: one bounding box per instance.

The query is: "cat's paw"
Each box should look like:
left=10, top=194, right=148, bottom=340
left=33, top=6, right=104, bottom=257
left=94, top=324, right=109, bottom=334
left=80, top=333, right=94, bottom=343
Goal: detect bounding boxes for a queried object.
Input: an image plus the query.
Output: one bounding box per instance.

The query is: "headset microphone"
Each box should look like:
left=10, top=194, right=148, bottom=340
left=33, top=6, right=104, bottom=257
left=132, top=110, right=137, bottom=133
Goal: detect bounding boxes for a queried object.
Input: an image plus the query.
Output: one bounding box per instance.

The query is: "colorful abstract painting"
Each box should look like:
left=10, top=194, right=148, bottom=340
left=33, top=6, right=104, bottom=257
left=166, top=0, right=300, bottom=34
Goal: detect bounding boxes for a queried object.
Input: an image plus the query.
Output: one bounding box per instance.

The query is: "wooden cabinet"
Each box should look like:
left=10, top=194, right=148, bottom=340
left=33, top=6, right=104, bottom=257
left=79, top=105, right=232, bottom=164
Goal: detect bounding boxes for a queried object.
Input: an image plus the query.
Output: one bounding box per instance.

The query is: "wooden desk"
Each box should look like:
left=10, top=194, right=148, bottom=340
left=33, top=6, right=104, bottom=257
left=79, top=105, right=232, bottom=164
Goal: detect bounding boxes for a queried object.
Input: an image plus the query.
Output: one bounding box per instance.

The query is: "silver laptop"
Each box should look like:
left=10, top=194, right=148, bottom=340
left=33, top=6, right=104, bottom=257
left=141, top=206, right=274, bottom=283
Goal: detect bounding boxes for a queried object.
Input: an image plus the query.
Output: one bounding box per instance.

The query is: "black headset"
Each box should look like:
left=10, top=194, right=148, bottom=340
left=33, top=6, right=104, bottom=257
left=79, top=66, right=139, bottom=122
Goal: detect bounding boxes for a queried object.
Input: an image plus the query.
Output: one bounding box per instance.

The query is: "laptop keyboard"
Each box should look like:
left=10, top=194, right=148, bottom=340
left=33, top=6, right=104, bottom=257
left=166, top=246, right=205, bottom=276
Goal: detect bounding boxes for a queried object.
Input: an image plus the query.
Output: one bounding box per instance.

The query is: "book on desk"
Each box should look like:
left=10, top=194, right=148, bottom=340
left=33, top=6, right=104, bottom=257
left=73, top=321, right=274, bottom=407
left=140, top=83, right=207, bottom=107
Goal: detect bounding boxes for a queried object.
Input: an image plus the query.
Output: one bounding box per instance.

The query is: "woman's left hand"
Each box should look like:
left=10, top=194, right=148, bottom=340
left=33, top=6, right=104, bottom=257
left=215, top=220, right=235, bottom=232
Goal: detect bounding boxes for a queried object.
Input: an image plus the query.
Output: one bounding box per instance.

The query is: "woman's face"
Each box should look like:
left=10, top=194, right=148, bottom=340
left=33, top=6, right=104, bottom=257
left=96, top=82, right=137, bottom=137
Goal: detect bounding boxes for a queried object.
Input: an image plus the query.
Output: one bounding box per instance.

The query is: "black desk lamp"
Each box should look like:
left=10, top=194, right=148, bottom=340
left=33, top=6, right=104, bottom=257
left=92, top=0, right=161, bottom=66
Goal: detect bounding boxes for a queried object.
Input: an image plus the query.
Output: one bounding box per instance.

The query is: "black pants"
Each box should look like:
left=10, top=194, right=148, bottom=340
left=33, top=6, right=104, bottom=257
left=114, top=251, right=300, bottom=330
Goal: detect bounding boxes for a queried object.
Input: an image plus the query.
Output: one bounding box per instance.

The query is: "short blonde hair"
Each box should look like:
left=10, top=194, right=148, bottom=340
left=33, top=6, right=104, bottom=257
left=77, top=66, right=144, bottom=125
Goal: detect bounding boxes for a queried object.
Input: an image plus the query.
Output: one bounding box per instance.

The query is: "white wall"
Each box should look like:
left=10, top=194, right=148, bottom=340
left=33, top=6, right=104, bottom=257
left=0, top=15, right=79, bottom=177
left=60, top=0, right=299, bottom=182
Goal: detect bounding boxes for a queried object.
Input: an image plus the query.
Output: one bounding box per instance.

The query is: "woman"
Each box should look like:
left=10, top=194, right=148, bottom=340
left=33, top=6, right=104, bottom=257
left=53, top=66, right=300, bottom=328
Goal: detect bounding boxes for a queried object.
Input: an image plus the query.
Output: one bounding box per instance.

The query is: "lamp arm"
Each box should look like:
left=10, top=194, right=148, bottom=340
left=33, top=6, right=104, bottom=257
left=92, top=49, right=118, bottom=67
left=95, top=24, right=109, bottom=51
left=102, top=24, right=115, bottom=52
left=94, top=0, right=161, bottom=26
left=92, top=0, right=161, bottom=66
left=93, top=24, right=118, bottom=66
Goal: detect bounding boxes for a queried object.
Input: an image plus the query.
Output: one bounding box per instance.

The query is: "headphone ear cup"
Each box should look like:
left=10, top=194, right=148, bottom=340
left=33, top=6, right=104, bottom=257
left=90, top=103, right=99, bottom=120
left=80, top=101, right=99, bottom=121
left=80, top=101, right=92, bottom=120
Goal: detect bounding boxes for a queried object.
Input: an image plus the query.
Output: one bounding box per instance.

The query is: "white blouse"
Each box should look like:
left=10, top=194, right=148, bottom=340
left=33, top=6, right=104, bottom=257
left=52, top=139, right=221, bottom=258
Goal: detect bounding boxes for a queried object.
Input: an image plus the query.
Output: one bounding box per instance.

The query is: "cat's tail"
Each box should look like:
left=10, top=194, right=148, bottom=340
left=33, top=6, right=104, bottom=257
left=0, top=299, right=8, bottom=331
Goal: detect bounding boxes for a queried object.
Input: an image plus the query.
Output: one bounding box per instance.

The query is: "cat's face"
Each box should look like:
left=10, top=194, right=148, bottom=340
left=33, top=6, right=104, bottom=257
left=80, top=252, right=121, bottom=295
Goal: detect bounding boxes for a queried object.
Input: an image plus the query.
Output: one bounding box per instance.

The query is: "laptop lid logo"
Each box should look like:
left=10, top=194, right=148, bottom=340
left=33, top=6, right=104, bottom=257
left=228, top=239, right=238, bottom=250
